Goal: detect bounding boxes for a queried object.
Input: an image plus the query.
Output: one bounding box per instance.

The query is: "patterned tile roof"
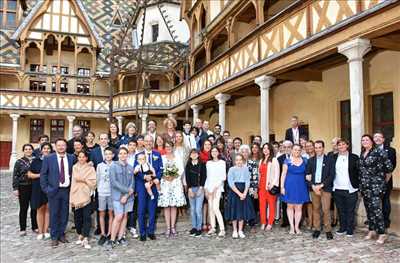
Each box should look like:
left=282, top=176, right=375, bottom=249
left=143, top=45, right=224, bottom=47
left=1, top=0, right=182, bottom=72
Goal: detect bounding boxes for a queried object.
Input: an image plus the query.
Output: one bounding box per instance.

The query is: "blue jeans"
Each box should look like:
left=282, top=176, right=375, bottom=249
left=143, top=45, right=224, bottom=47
left=189, top=187, right=204, bottom=230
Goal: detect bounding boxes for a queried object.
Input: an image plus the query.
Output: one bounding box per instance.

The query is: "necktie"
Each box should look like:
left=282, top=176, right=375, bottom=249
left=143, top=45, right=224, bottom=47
left=60, top=156, right=65, bottom=184
left=148, top=152, right=152, bottom=166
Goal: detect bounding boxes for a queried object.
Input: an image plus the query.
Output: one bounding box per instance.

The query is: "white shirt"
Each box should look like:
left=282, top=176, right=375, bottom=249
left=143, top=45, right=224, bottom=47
left=57, top=153, right=70, bottom=188
left=127, top=152, right=136, bottom=167
left=333, top=153, right=357, bottom=193
left=205, top=160, right=226, bottom=192
left=292, top=127, right=299, bottom=144
left=183, top=133, right=197, bottom=149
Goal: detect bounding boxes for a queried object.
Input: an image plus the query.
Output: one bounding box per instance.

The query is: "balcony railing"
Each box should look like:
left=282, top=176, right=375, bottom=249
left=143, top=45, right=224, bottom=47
left=0, top=90, right=109, bottom=113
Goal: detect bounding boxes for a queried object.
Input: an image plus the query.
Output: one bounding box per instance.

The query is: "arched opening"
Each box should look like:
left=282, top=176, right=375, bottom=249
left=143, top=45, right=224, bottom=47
left=44, top=34, right=58, bottom=56
left=199, top=4, right=207, bottom=31
left=25, top=42, right=40, bottom=72
left=43, top=34, right=58, bottom=74
left=76, top=47, right=92, bottom=95
left=263, top=0, right=293, bottom=22
left=210, top=28, right=229, bottom=60
left=194, top=47, right=206, bottom=73
left=231, top=2, right=257, bottom=43
left=61, top=36, right=75, bottom=52
left=192, top=16, right=200, bottom=48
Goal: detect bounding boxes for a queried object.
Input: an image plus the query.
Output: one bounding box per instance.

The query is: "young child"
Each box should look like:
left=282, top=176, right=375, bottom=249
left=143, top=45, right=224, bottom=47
left=96, top=147, right=114, bottom=245
left=135, top=153, right=160, bottom=200
left=224, top=154, right=255, bottom=239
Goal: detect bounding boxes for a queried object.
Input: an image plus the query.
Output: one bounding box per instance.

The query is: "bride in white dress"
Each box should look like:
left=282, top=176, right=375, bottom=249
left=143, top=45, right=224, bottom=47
left=158, top=140, right=186, bottom=237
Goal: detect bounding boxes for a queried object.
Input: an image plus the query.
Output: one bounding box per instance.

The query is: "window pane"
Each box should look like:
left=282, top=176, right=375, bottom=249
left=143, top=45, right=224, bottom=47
left=0, top=0, right=4, bottom=9
left=372, top=93, right=394, bottom=142
left=340, top=100, right=351, bottom=143
left=6, top=12, right=16, bottom=27
left=8, top=0, right=17, bottom=10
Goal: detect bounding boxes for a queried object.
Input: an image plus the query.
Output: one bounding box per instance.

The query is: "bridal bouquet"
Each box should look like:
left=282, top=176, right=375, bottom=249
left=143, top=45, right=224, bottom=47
left=163, top=163, right=179, bottom=180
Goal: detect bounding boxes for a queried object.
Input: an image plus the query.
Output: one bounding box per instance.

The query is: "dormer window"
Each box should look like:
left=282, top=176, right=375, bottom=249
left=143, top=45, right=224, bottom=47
left=0, top=0, right=17, bottom=29
left=151, top=24, right=159, bottom=42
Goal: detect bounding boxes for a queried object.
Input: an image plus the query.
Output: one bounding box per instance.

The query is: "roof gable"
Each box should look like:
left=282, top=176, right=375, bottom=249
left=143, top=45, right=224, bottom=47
left=12, top=0, right=103, bottom=48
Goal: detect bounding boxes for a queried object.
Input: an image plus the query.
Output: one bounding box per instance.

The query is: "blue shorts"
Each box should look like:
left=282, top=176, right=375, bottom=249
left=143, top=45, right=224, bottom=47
left=113, top=200, right=134, bottom=215
left=98, top=196, right=113, bottom=211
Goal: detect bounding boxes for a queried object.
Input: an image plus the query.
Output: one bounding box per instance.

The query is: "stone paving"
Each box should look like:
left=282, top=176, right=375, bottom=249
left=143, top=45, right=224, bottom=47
left=1, top=172, right=400, bottom=263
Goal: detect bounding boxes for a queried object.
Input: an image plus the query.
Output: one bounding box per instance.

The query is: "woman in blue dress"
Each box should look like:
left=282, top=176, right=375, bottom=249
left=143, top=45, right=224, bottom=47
left=280, top=144, right=309, bottom=234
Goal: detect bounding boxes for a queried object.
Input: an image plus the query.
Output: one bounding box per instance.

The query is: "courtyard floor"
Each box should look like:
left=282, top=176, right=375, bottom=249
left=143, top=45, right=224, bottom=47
left=1, top=172, right=399, bottom=263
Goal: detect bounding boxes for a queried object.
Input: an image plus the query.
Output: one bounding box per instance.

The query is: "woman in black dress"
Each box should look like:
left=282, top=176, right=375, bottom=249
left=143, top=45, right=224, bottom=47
left=108, top=122, right=122, bottom=149
left=85, top=131, right=99, bottom=154
left=28, top=142, right=52, bottom=240
left=12, top=144, right=38, bottom=236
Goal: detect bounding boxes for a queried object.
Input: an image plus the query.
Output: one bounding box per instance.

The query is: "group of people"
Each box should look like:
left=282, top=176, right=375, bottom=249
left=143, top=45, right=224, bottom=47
left=12, top=115, right=396, bottom=250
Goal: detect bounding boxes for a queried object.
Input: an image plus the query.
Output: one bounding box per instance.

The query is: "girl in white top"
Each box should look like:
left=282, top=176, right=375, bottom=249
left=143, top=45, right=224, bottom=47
left=205, top=147, right=226, bottom=237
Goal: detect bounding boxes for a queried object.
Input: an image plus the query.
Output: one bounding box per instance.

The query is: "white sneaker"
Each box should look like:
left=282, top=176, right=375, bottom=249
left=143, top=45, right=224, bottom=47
left=232, top=231, right=238, bottom=239
left=44, top=233, right=51, bottom=240
left=76, top=239, right=83, bottom=245
left=82, top=238, right=91, bottom=249
left=36, top=234, right=44, bottom=240
left=218, top=230, right=225, bottom=237
left=129, top=228, right=139, bottom=238
left=238, top=231, right=246, bottom=239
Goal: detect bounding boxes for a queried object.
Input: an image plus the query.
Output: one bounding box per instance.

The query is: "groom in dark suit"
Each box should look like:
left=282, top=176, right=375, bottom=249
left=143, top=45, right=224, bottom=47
left=41, top=138, right=75, bottom=247
left=284, top=116, right=307, bottom=144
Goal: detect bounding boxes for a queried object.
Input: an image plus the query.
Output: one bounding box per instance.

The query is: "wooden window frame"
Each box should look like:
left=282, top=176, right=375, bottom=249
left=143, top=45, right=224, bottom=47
left=372, top=92, right=394, bottom=142
left=77, top=83, right=90, bottom=94
left=50, top=119, right=65, bottom=143
left=0, top=0, right=18, bottom=29
left=76, top=120, right=90, bottom=135
left=340, top=100, right=352, bottom=143
left=30, top=119, right=45, bottom=143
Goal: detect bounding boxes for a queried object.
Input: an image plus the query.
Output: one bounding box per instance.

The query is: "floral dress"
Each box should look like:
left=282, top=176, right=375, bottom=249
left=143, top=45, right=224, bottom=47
left=158, top=156, right=187, bottom=207
left=247, top=159, right=260, bottom=198
left=359, top=147, right=393, bottom=234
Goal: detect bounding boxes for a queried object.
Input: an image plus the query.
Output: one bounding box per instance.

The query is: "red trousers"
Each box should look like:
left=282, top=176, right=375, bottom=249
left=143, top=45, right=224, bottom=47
left=259, top=189, right=277, bottom=225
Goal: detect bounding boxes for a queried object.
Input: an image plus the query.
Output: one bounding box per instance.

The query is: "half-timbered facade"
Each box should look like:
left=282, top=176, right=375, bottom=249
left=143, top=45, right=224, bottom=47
left=1, top=0, right=400, bottom=232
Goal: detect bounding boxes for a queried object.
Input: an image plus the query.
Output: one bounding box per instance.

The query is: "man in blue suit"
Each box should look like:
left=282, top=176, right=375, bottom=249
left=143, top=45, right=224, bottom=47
left=134, top=135, right=163, bottom=241
left=90, top=133, right=110, bottom=169
left=40, top=138, right=75, bottom=247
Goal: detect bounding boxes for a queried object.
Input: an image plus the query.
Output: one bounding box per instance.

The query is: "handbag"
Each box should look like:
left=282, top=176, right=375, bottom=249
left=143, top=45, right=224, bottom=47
left=269, top=185, right=280, bottom=195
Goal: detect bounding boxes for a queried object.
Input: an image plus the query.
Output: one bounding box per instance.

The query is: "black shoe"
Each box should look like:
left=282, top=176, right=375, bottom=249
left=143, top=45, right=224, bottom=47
left=58, top=236, right=69, bottom=243
left=281, top=222, right=289, bottom=228
left=195, top=230, right=202, bottom=237
left=118, top=237, right=128, bottom=246
left=326, top=232, right=333, bottom=240
left=312, top=230, right=321, bottom=239
left=148, top=234, right=156, bottom=240
left=105, top=240, right=115, bottom=250
left=94, top=228, right=101, bottom=236
left=140, top=235, right=146, bottom=242
left=336, top=229, right=346, bottom=236
left=98, top=235, right=107, bottom=246
left=189, top=228, right=197, bottom=236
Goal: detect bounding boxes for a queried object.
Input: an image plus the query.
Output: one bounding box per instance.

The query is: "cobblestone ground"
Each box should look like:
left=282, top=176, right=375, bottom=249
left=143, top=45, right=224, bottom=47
left=1, top=172, right=400, bottom=263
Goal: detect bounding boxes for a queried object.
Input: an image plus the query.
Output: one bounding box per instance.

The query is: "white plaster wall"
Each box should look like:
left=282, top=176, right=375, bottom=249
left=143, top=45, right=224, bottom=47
left=136, top=3, right=190, bottom=45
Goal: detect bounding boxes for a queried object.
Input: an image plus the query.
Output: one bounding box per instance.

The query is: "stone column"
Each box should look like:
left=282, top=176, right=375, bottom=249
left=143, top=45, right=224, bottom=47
left=338, top=38, right=371, bottom=155
left=190, top=104, right=202, bottom=124
left=215, top=93, right=231, bottom=132
left=66, top=116, right=76, bottom=140
left=115, top=116, right=124, bottom=135
left=255, top=75, right=275, bottom=144
left=140, top=113, right=148, bottom=135
left=9, top=114, right=20, bottom=170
